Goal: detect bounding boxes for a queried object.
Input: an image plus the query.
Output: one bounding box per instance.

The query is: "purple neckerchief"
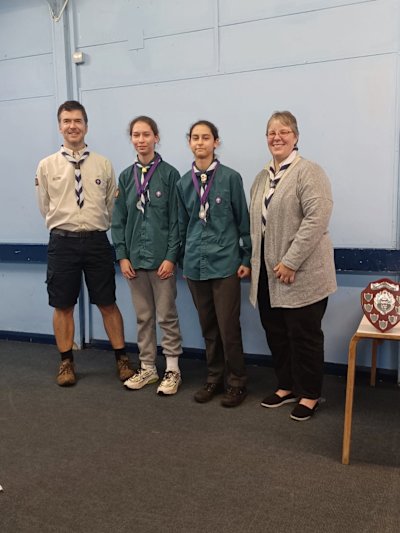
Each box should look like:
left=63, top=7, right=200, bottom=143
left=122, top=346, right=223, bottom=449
left=133, top=155, right=162, bottom=197
left=191, top=159, right=220, bottom=206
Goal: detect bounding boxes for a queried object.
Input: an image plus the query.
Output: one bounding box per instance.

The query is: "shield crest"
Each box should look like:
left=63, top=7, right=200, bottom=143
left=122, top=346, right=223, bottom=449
left=361, top=278, right=400, bottom=332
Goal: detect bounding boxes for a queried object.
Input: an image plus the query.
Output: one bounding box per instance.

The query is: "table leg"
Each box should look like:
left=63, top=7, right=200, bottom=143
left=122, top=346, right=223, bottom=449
left=370, top=339, right=382, bottom=387
left=342, top=334, right=359, bottom=465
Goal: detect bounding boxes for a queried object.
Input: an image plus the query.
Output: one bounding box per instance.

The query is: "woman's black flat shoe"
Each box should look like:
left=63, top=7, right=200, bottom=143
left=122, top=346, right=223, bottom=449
left=290, top=402, right=319, bottom=421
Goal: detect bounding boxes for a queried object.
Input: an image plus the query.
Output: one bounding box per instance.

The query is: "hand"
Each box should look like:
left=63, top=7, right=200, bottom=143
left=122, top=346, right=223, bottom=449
left=273, top=262, right=295, bottom=284
left=237, top=265, right=251, bottom=279
left=157, top=260, right=175, bottom=280
left=119, top=258, right=136, bottom=279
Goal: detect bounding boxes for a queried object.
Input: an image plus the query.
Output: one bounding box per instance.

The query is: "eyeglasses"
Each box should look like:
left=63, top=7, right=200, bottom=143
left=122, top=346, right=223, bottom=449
left=266, top=130, right=293, bottom=138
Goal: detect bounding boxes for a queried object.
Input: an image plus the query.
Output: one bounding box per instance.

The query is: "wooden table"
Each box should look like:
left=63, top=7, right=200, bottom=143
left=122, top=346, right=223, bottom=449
left=342, top=315, right=400, bottom=464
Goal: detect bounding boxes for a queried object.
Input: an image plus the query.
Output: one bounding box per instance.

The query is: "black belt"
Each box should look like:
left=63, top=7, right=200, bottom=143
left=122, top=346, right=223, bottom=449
left=51, top=228, right=106, bottom=238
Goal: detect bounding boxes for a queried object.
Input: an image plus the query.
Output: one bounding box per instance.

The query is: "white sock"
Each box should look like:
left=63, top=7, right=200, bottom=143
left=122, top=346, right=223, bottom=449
left=141, top=362, right=157, bottom=371
left=166, top=356, right=180, bottom=373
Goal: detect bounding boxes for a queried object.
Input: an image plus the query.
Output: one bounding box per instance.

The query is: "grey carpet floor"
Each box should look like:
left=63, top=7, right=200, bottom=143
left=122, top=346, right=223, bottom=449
left=0, top=340, right=399, bottom=533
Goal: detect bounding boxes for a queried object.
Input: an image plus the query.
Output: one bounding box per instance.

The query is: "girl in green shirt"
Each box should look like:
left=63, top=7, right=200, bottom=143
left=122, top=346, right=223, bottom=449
left=112, top=116, right=182, bottom=395
left=177, top=120, right=251, bottom=407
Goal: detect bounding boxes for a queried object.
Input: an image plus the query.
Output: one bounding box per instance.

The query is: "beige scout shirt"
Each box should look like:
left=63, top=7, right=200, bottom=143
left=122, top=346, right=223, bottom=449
left=36, top=147, right=116, bottom=231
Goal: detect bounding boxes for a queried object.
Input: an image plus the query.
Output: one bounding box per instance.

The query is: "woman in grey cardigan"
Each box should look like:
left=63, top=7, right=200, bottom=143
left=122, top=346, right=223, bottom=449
left=249, top=111, right=336, bottom=421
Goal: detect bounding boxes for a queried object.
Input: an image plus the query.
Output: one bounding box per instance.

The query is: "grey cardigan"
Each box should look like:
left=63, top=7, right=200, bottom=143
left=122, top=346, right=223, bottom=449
left=249, top=155, right=337, bottom=308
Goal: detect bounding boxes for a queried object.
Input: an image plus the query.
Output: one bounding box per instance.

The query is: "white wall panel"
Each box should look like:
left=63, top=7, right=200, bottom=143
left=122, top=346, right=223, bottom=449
left=74, top=0, right=215, bottom=47
left=0, top=97, right=56, bottom=243
left=74, top=0, right=140, bottom=48
left=134, top=0, right=215, bottom=38
left=220, top=1, right=399, bottom=73
left=219, top=0, right=376, bottom=25
left=0, top=0, right=51, bottom=59
left=78, top=29, right=216, bottom=89
left=0, top=55, right=54, bottom=101
left=77, top=42, right=141, bottom=89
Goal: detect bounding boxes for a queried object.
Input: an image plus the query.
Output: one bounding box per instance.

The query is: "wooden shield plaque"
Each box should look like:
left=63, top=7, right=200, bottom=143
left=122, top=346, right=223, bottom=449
left=361, top=278, right=400, bottom=332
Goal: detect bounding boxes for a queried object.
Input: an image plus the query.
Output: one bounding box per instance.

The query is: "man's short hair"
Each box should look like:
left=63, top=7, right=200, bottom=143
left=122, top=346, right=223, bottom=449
left=57, top=101, right=88, bottom=124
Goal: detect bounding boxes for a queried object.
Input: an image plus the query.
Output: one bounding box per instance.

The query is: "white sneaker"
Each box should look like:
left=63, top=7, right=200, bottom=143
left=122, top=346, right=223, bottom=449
left=124, top=367, right=159, bottom=390
left=157, top=371, right=182, bottom=395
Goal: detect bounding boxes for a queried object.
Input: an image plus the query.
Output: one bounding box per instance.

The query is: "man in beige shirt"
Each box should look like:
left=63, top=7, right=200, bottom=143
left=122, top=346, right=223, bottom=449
left=36, top=100, right=134, bottom=386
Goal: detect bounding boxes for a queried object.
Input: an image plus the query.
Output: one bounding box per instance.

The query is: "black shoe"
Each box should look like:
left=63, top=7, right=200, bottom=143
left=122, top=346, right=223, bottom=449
left=261, top=392, right=297, bottom=409
left=290, top=402, right=319, bottom=421
left=221, top=386, right=247, bottom=408
left=194, top=382, right=224, bottom=403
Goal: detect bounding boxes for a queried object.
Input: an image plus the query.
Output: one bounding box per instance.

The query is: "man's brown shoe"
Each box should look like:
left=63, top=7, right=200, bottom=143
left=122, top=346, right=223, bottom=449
left=57, top=359, right=76, bottom=387
left=194, top=382, right=224, bottom=403
left=117, top=356, right=135, bottom=381
left=221, top=386, right=247, bottom=407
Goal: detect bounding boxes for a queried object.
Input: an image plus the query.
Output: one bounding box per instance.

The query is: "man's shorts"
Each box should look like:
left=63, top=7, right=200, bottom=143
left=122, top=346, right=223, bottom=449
left=46, top=230, right=116, bottom=309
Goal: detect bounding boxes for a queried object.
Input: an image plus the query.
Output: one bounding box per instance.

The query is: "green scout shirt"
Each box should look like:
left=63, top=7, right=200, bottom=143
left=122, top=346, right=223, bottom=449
left=111, top=157, right=180, bottom=269
left=177, top=163, right=251, bottom=281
